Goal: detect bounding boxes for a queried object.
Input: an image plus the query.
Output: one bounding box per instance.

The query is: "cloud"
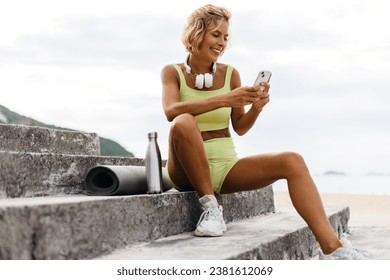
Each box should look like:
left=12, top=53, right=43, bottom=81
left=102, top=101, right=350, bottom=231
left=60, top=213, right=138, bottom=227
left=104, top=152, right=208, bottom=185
left=1, top=14, right=184, bottom=70
left=225, top=6, right=390, bottom=99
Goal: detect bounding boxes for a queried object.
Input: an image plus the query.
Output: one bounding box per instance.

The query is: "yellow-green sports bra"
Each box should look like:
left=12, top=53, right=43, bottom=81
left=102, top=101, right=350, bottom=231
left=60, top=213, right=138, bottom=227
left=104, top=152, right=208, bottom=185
left=172, top=64, right=233, bottom=132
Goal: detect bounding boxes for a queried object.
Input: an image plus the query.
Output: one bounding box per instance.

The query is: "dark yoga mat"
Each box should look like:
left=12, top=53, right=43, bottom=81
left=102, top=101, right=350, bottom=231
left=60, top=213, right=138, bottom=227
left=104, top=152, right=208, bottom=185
left=85, top=165, right=172, bottom=196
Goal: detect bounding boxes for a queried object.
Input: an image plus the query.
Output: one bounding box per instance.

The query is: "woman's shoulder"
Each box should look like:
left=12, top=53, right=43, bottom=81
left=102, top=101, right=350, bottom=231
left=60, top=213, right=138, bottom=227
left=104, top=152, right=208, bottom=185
left=161, top=63, right=183, bottom=75
left=217, top=62, right=239, bottom=75
left=161, top=63, right=183, bottom=84
left=217, top=63, right=240, bottom=77
left=217, top=62, right=228, bottom=70
left=216, top=63, right=241, bottom=89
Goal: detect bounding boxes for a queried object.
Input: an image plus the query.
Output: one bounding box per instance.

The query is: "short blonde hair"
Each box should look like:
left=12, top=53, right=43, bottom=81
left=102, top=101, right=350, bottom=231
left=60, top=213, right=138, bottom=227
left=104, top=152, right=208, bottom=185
left=182, top=4, right=231, bottom=55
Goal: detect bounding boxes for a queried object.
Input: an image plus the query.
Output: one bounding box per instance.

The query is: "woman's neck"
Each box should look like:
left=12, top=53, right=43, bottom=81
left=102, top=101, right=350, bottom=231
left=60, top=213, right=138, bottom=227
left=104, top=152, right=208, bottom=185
left=187, top=55, right=215, bottom=74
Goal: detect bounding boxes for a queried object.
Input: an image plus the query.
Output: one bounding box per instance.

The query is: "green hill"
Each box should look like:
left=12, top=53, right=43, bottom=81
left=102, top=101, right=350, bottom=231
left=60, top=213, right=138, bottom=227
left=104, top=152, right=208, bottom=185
left=0, top=104, right=134, bottom=157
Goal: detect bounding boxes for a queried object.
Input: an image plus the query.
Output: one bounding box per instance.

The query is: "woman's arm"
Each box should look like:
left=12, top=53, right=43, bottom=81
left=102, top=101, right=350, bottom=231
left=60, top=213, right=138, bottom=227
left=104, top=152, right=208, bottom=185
left=230, top=69, right=270, bottom=136
left=161, top=64, right=258, bottom=122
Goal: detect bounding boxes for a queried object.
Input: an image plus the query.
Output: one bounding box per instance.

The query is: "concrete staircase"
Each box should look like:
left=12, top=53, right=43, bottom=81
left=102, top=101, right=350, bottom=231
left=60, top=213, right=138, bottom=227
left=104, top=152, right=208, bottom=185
left=0, top=123, right=349, bottom=260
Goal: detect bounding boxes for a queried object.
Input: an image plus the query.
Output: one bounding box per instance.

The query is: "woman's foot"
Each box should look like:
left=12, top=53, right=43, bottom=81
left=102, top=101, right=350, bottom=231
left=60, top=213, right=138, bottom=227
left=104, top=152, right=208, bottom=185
left=319, top=237, right=368, bottom=260
left=194, top=195, right=227, bottom=237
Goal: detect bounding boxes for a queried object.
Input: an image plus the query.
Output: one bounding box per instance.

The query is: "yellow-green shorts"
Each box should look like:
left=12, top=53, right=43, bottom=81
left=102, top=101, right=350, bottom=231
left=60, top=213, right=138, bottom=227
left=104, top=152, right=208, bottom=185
left=163, top=137, right=239, bottom=194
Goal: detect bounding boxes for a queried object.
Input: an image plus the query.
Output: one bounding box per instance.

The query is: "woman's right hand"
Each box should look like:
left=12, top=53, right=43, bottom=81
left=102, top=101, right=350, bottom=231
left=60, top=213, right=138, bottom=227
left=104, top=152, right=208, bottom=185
left=228, top=85, right=262, bottom=107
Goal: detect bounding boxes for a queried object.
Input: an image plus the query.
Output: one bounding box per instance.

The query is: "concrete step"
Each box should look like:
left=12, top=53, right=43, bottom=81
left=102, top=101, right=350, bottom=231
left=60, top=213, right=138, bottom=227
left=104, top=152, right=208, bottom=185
left=0, top=123, right=100, bottom=156
left=0, top=150, right=144, bottom=198
left=0, top=187, right=274, bottom=259
left=97, top=206, right=350, bottom=260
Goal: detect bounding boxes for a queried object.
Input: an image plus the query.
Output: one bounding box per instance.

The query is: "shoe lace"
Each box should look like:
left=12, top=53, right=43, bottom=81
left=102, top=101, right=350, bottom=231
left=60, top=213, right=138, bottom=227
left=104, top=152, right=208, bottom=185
left=197, top=207, right=221, bottom=226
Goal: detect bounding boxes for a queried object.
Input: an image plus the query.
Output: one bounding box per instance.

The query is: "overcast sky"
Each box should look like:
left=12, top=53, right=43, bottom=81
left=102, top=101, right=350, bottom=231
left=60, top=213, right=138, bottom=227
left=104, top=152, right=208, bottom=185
left=1, top=0, right=389, bottom=175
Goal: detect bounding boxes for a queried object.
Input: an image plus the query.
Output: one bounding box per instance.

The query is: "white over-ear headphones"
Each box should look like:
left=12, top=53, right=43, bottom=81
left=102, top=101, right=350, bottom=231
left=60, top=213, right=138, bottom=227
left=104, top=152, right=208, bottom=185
left=184, top=56, right=216, bottom=89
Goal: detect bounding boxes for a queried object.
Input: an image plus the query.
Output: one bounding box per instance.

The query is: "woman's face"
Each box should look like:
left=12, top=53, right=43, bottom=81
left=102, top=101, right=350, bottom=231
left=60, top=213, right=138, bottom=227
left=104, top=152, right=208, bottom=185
left=198, top=20, right=229, bottom=62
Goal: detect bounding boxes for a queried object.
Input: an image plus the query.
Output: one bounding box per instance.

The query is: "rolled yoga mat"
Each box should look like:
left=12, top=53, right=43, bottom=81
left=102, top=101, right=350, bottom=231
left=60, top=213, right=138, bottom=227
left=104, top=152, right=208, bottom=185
left=84, top=165, right=171, bottom=196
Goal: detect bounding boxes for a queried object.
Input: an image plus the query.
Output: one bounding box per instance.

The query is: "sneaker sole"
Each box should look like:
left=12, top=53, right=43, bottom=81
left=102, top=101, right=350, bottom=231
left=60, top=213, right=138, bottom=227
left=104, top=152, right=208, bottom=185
left=194, top=229, right=223, bottom=237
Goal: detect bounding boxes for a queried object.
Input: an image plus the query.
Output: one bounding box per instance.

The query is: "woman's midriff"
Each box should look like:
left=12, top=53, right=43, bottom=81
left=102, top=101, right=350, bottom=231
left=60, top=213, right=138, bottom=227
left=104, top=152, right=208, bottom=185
left=201, top=128, right=231, bottom=141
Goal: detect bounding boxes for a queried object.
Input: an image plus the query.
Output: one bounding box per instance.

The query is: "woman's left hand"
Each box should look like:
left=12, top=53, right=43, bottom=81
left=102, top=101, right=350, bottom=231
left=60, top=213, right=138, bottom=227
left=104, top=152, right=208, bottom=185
left=252, top=82, right=270, bottom=111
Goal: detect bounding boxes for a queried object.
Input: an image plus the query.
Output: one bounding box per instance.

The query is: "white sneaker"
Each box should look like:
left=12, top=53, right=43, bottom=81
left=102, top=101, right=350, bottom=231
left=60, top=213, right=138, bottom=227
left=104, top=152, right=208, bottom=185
left=319, top=237, right=369, bottom=260
left=195, top=205, right=227, bottom=237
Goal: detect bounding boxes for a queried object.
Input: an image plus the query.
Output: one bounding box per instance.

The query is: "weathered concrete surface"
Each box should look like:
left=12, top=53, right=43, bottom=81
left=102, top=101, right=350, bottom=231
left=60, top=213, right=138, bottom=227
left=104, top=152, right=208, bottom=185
left=0, top=123, right=99, bottom=156
left=97, top=206, right=349, bottom=260
left=0, top=187, right=274, bottom=259
left=0, top=151, right=144, bottom=198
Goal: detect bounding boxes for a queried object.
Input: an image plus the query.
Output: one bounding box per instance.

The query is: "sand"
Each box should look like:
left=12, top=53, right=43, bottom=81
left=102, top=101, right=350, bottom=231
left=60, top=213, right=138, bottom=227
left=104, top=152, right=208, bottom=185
left=273, top=191, right=390, bottom=227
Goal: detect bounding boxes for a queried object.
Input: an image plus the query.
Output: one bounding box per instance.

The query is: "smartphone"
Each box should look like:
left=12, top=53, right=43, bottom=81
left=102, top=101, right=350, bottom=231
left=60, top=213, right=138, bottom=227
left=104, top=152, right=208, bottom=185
left=253, top=70, right=272, bottom=91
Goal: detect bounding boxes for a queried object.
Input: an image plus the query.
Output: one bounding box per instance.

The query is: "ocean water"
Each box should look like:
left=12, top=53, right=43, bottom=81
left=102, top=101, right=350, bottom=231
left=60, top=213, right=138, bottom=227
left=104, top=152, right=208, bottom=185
left=272, top=175, right=390, bottom=196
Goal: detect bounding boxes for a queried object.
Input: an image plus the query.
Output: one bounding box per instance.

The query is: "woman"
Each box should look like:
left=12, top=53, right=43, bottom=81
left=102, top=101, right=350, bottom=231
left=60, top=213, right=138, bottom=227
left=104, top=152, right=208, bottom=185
left=160, top=4, right=366, bottom=260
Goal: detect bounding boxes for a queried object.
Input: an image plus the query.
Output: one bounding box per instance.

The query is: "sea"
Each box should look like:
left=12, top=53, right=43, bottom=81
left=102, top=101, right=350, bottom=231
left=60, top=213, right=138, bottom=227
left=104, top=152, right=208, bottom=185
left=272, top=175, right=390, bottom=196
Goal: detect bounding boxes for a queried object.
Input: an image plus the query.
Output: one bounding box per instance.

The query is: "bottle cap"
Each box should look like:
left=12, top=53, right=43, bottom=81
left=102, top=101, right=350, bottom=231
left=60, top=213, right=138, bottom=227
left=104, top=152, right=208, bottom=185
left=148, top=132, right=158, bottom=138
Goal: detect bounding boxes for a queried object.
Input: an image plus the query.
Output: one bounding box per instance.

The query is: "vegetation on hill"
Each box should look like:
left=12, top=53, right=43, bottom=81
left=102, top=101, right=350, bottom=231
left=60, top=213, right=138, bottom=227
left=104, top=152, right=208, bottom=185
left=0, top=104, right=134, bottom=157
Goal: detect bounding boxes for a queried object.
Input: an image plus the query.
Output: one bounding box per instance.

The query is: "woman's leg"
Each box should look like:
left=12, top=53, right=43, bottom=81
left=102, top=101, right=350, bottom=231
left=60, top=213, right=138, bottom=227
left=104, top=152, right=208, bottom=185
left=167, top=114, right=226, bottom=236
left=220, top=152, right=342, bottom=254
left=166, top=113, right=214, bottom=196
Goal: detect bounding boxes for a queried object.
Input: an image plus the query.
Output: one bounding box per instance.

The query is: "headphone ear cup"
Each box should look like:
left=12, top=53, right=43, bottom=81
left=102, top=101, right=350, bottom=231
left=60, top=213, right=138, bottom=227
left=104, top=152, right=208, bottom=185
left=195, top=74, right=204, bottom=89
left=184, top=61, right=191, bottom=74
left=204, top=73, right=213, bottom=88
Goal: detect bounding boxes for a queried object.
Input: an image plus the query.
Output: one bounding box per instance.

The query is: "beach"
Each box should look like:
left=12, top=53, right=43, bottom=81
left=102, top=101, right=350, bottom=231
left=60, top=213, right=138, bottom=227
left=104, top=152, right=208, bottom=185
left=274, top=191, right=390, bottom=227
left=274, top=190, right=390, bottom=259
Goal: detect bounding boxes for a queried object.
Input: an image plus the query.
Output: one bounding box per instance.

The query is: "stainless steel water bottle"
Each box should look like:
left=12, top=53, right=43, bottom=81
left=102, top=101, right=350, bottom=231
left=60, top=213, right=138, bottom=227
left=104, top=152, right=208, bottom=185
left=145, top=131, right=163, bottom=194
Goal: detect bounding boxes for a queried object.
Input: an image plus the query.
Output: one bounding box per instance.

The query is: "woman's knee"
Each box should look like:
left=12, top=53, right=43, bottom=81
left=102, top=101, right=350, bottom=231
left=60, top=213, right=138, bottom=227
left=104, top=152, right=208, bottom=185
left=280, top=152, right=307, bottom=173
left=170, top=113, right=198, bottom=136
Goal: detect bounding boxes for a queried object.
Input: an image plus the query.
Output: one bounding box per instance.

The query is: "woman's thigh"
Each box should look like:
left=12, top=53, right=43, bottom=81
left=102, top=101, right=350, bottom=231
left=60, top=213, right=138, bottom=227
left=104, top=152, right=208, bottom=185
left=166, top=113, right=205, bottom=191
left=220, top=152, right=303, bottom=194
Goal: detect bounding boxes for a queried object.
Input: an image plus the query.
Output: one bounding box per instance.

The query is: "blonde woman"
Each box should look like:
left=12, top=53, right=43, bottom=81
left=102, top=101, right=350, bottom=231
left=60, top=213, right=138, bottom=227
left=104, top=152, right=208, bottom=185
left=161, top=4, right=366, bottom=260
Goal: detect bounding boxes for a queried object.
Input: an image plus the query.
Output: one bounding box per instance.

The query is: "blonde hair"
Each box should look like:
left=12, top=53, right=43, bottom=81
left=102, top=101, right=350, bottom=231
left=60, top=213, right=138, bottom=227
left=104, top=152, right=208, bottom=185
left=182, top=4, right=231, bottom=55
